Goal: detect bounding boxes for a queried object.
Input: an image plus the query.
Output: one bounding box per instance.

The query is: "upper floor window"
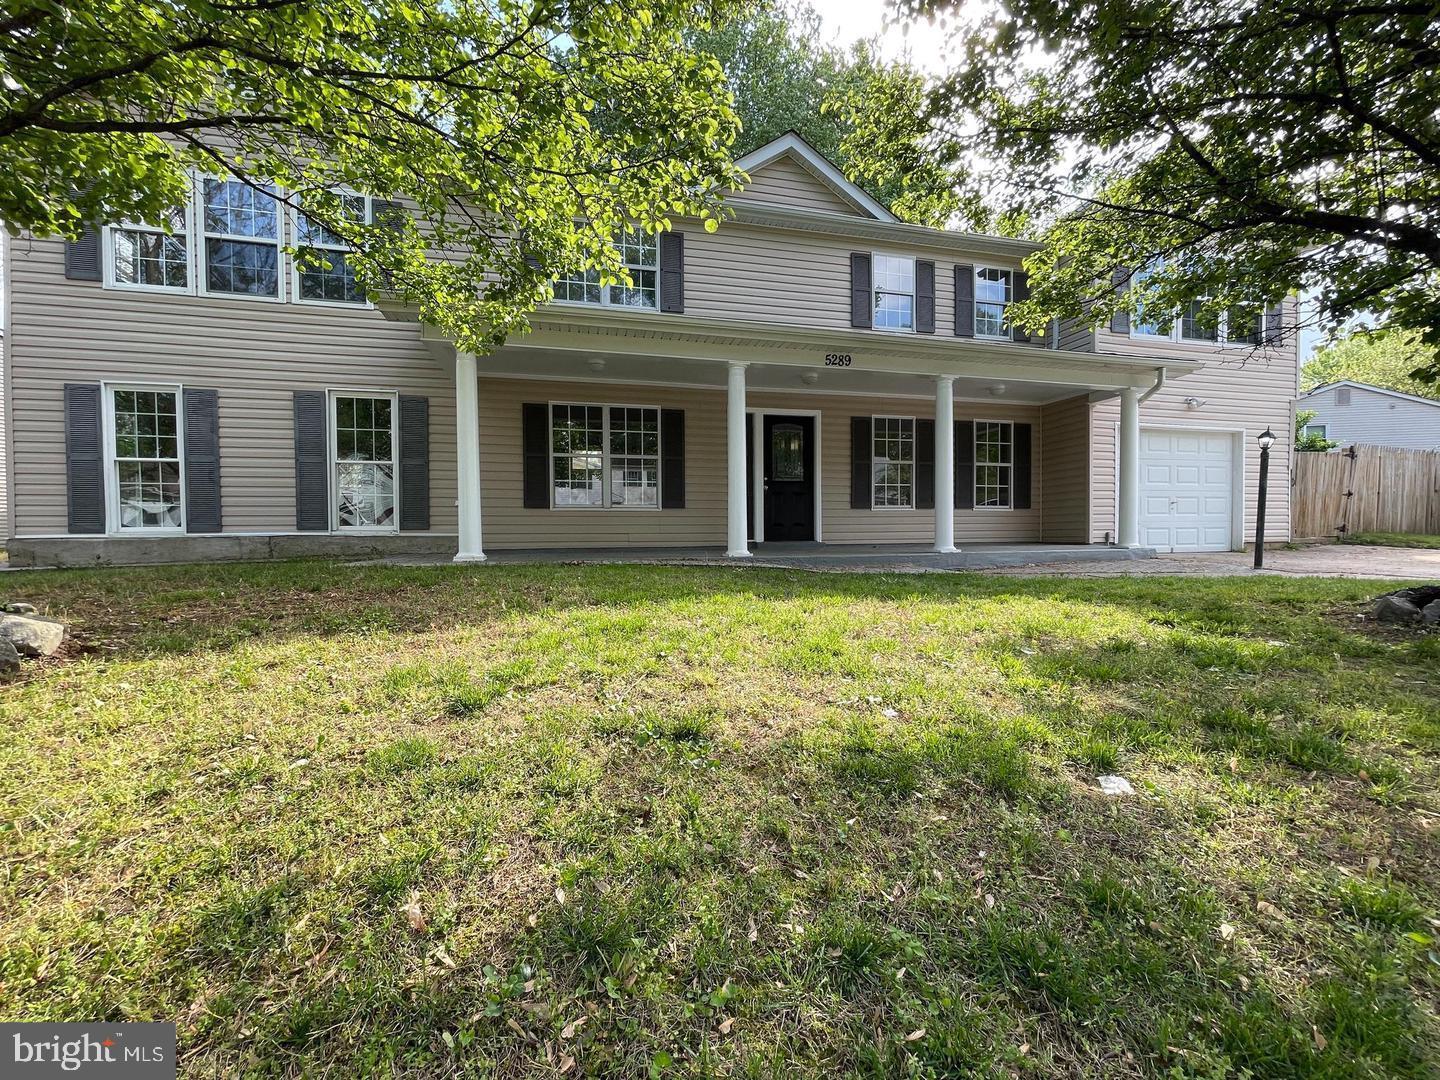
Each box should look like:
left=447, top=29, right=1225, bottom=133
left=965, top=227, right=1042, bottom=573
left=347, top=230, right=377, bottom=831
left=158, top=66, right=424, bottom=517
left=975, top=267, right=1013, bottom=338
left=1130, top=262, right=1261, bottom=346
left=1303, top=422, right=1327, bottom=440
left=201, top=178, right=281, bottom=299
left=108, top=206, right=190, bottom=293
left=554, top=230, right=658, bottom=310
left=1179, top=298, right=1218, bottom=342
left=296, top=193, right=371, bottom=305
left=872, top=255, right=915, bottom=331
left=550, top=403, right=660, bottom=508
left=871, top=415, right=915, bottom=507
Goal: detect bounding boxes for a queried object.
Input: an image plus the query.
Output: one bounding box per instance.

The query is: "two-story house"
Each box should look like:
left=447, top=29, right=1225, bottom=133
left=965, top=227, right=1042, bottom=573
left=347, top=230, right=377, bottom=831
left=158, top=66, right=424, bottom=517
left=1, top=133, right=1299, bottom=567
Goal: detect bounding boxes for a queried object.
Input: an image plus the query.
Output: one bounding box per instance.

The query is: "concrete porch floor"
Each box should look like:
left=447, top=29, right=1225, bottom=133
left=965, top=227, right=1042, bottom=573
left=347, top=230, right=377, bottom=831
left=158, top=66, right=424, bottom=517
left=375, top=542, right=1158, bottom=573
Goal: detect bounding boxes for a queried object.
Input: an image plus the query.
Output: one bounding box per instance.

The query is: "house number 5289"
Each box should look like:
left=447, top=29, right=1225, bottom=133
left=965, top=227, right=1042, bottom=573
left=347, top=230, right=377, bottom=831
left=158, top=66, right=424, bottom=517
left=824, top=353, right=853, bottom=367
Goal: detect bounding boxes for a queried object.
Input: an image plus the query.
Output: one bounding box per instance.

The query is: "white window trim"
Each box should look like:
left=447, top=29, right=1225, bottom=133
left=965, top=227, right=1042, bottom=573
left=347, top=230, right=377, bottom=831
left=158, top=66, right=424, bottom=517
left=973, top=266, right=1015, bottom=341
left=1129, top=291, right=1260, bottom=347
left=197, top=175, right=286, bottom=304
left=870, top=413, right=917, bottom=510
left=551, top=231, right=660, bottom=311
left=546, top=400, right=663, bottom=511
left=870, top=251, right=917, bottom=335
left=290, top=191, right=376, bottom=309
left=102, top=181, right=198, bottom=296
left=1303, top=423, right=1328, bottom=439
left=101, top=381, right=187, bottom=535
left=972, top=417, right=1014, bottom=511
left=329, top=388, right=400, bottom=534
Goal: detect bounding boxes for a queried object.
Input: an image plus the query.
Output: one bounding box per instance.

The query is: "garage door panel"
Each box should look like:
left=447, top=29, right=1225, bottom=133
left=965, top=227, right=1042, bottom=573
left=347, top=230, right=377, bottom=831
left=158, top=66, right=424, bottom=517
left=1137, top=427, right=1234, bottom=553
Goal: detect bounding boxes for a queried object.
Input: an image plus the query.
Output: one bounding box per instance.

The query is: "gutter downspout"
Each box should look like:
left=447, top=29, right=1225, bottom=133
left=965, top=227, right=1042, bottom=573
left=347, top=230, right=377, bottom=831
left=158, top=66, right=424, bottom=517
left=1138, top=367, right=1166, bottom=403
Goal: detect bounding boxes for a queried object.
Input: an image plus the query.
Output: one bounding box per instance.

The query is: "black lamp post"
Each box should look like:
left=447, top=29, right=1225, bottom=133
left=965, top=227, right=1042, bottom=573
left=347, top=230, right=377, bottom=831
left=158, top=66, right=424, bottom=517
left=1253, top=427, right=1276, bottom=569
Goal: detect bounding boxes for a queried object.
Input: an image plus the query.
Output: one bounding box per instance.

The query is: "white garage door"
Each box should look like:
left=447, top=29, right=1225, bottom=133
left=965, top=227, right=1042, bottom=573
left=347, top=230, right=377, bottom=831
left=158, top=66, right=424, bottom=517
left=1139, top=428, right=1234, bottom=552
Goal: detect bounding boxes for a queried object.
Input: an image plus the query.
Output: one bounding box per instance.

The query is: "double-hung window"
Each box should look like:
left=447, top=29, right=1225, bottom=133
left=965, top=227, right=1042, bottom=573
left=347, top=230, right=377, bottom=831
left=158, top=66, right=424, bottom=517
left=554, top=229, right=658, bottom=309
left=106, top=386, right=184, bottom=531
left=1180, top=297, right=1219, bottom=342
left=332, top=393, right=397, bottom=530
left=975, top=267, right=1013, bottom=338
left=107, top=206, right=191, bottom=292
left=871, top=416, right=915, bottom=508
left=201, top=178, right=282, bottom=298
left=974, top=421, right=1013, bottom=508
left=296, top=193, right=370, bottom=305
left=872, top=255, right=915, bottom=331
left=550, top=403, right=660, bottom=508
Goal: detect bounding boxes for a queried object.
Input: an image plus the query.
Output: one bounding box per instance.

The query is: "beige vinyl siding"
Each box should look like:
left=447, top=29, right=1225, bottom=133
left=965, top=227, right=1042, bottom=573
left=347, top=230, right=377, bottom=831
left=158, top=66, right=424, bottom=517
left=736, top=155, right=867, bottom=216
left=684, top=220, right=1005, bottom=335
left=475, top=381, right=1044, bottom=549
left=1057, top=317, right=1095, bottom=352
left=1039, top=395, right=1090, bottom=542
left=8, top=236, right=457, bottom=536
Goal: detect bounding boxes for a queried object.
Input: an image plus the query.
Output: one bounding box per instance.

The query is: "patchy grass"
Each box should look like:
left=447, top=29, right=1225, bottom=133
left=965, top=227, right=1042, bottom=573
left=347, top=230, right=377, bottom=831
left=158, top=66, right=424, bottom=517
left=1345, top=532, right=1440, bottom=550
left=2, top=561, right=1438, bottom=1078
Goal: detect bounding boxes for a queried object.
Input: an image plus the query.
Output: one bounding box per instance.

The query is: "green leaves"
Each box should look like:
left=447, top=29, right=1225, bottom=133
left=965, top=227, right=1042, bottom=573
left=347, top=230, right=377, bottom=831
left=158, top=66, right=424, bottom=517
left=1, top=0, right=744, bottom=353
left=878, top=0, right=1440, bottom=373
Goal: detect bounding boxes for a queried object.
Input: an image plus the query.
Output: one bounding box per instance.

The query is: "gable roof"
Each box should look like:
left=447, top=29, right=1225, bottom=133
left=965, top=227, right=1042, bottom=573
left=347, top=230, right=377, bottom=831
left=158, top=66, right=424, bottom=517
left=1301, top=379, right=1440, bottom=409
left=734, top=131, right=898, bottom=223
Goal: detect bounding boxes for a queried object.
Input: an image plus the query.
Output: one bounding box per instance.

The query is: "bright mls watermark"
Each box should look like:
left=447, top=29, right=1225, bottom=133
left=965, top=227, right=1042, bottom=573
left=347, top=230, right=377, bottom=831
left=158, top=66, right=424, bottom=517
left=1, top=1024, right=175, bottom=1078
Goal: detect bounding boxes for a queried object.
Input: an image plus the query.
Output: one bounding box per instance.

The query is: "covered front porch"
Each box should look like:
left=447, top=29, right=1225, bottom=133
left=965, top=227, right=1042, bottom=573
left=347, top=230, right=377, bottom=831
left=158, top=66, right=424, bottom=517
left=383, top=305, right=1200, bottom=562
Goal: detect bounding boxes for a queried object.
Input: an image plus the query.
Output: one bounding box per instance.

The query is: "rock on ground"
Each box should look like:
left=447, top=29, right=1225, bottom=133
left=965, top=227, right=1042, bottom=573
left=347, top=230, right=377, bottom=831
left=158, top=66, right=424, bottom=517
left=1423, top=600, right=1440, bottom=627
left=0, top=613, right=65, bottom=657
left=0, top=639, right=18, bottom=680
left=1374, top=596, right=1422, bottom=623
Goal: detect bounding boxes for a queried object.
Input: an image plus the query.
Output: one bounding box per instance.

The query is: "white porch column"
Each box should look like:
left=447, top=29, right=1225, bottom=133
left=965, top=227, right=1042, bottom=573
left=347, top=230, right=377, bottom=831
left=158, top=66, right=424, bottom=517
left=933, top=375, right=958, bottom=553
left=454, top=350, right=486, bottom=563
left=1118, top=386, right=1141, bottom=548
left=726, top=361, right=752, bottom=558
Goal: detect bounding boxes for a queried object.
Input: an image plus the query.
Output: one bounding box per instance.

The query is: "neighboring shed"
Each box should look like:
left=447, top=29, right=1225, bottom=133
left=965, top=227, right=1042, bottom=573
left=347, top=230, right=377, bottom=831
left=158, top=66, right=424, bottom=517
left=1299, top=380, right=1440, bottom=451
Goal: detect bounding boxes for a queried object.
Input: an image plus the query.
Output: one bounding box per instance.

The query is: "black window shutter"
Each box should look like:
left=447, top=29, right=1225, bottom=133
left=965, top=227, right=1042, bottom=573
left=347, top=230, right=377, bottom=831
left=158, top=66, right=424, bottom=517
left=65, top=227, right=103, bottom=281
left=954, top=264, right=974, bottom=337
left=659, top=233, right=685, bottom=314
left=850, top=416, right=872, bottom=508
left=1264, top=304, right=1283, bottom=345
left=522, top=403, right=550, bottom=509
left=293, top=390, right=329, bottom=531
left=1109, top=267, right=1131, bottom=334
left=660, top=409, right=685, bottom=508
left=850, top=253, right=873, bottom=329
left=398, top=395, right=430, bottom=531
left=183, top=388, right=222, bottom=533
left=916, top=260, right=936, bottom=334
left=64, top=383, right=105, bottom=533
left=372, top=199, right=406, bottom=229
left=915, top=418, right=935, bottom=508
left=1012, top=271, right=1032, bottom=343
left=1013, top=423, right=1033, bottom=510
left=955, top=420, right=975, bottom=509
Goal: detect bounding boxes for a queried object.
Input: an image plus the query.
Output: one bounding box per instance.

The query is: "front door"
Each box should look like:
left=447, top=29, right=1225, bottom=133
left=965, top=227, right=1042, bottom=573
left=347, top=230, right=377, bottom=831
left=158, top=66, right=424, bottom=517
left=762, top=415, right=815, bottom=542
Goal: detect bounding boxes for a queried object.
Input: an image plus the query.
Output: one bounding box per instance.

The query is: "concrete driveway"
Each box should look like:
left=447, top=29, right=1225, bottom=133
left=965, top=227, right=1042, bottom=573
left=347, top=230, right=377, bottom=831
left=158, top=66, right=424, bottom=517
left=991, top=543, right=1440, bottom=579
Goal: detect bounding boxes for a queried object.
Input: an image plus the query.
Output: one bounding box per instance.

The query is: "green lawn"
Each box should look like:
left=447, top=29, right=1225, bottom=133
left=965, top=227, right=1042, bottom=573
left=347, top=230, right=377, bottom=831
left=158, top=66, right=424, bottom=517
left=1346, top=532, right=1440, bottom=550
left=2, top=562, right=1438, bottom=1078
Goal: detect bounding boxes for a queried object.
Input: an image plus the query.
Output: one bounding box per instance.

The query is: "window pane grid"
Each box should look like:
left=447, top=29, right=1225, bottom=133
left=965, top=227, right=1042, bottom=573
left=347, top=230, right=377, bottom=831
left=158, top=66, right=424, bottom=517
left=203, top=178, right=280, bottom=297
left=334, top=395, right=396, bottom=528
left=112, top=389, right=182, bottom=529
left=1181, top=300, right=1218, bottom=341
left=974, top=421, right=1013, bottom=508
left=975, top=268, right=1012, bottom=337
left=551, top=404, right=659, bottom=508
left=113, top=227, right=188, bottom=289
left=873, top=255, right=915, bottom=330
left=871, top=416, right=915, bottom=508
left=297, top=194, right=369, bottom=304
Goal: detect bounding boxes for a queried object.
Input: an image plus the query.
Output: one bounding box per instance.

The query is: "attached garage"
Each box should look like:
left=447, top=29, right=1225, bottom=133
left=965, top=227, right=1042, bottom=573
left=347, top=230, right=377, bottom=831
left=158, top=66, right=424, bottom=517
left=1137, top=427, right=1240, bottom=552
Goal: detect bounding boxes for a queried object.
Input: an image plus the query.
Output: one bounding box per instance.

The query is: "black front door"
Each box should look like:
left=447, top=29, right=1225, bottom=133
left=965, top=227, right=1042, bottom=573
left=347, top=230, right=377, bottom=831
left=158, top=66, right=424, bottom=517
left=762, top=415, right=815, bottom=542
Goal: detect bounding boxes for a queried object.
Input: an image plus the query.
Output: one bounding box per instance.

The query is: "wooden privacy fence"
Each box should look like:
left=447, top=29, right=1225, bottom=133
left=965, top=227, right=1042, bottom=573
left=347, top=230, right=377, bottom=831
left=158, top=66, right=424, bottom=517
left=1292, top=445, right=1440, bottom=539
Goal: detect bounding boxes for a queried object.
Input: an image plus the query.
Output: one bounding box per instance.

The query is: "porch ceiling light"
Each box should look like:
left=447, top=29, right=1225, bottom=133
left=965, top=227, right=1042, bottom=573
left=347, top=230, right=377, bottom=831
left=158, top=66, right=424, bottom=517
left=989, top=383, right=1006, bottom=396
left=586, top=357, right=606, bottom=372
left=1256, top=427, right=1276, bottom=451
left=801, top=371, right=819, bottom=385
